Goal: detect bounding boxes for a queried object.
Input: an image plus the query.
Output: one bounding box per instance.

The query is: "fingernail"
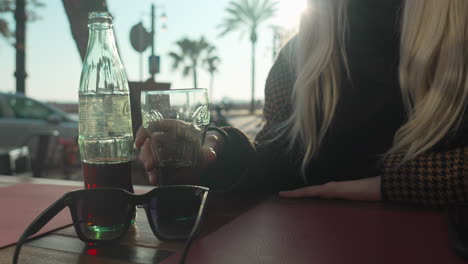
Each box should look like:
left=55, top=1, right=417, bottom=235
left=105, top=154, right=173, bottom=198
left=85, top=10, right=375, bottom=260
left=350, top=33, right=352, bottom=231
left=207, top=147, right=216, bottom=160
left=200, top=148, right=216, bottom=168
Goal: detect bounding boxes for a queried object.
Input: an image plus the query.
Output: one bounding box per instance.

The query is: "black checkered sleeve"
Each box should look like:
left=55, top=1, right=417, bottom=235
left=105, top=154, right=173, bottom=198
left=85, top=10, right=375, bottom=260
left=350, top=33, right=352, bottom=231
left=255, top=42, right=295, bottom=143
left=381, top=146, right=468, bottom=207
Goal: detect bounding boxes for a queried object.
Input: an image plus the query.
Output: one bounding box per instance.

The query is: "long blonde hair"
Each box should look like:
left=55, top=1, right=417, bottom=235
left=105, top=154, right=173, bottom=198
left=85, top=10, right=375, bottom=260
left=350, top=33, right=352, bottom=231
left=283, top=0, right=468, bottom=176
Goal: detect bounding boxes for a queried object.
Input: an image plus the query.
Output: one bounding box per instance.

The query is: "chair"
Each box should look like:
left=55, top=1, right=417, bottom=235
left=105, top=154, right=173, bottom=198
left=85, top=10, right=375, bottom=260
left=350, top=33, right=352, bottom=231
left=0, top=146, right=30, bottom=175
left=22, top=131, right=60, bottom=178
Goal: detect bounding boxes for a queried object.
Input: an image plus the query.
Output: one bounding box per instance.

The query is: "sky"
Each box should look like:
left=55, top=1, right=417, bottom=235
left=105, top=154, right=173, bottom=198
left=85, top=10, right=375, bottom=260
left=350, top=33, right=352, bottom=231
left=0, top=0, right=306, bottom=104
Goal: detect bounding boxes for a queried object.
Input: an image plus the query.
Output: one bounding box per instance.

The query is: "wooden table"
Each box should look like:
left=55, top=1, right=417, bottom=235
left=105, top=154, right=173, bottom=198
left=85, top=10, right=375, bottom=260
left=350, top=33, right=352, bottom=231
left=0, top=175, right=263, bottom=264
left=0, top=176, right=460, bottom=264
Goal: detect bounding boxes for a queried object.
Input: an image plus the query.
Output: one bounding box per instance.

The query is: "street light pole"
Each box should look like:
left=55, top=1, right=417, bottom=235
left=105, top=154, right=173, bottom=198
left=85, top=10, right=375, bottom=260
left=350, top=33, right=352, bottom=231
left=15, top=0, right=27, bottom=94
left=151, top=4, right=156, bottom=56
left=147, top=3, right=166, bottom=82
left=150, top=4, right=156, bottom=81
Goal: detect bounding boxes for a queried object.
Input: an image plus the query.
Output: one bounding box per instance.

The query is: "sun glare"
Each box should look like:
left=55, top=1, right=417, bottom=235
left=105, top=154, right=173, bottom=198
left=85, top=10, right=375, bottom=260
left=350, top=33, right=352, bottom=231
left=274, top=0, right=308, bottom=30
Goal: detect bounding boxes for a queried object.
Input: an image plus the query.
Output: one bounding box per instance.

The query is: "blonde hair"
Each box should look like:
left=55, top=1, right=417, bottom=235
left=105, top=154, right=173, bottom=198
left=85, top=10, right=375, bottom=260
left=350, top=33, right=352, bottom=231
left=282, top=0, right=468, bottom=177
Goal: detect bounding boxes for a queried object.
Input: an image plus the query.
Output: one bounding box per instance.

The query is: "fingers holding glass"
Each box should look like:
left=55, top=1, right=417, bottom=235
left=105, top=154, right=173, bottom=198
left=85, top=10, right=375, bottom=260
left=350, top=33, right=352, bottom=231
left=140, top=89, right=210, bottom=186
left=135, top=125, right=149, bottom=149
left=145, top=125, right=204, bottom=185
left=148, top=120, right=204, bottom=168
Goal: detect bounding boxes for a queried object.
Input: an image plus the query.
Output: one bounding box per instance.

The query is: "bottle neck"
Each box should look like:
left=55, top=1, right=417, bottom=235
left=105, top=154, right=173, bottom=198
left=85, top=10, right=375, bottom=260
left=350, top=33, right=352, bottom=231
left=80, top=23, right=129, bottom=94
left=86, top=26, right=119, bottom=58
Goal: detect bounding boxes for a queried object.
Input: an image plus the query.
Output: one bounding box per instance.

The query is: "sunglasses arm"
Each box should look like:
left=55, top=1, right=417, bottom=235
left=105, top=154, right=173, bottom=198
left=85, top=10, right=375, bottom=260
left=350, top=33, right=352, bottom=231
left=178, top=191, right=209, bottom=264
left=13, top=195, right=68, bottom=264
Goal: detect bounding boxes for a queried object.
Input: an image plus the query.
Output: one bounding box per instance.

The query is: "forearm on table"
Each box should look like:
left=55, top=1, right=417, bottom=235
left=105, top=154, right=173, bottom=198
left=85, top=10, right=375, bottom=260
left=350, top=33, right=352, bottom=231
left=201, top=127, right=256, bottom=192
left=381, top=146, right=468, bottom=207
left=202, top=126, right=301, bottom=194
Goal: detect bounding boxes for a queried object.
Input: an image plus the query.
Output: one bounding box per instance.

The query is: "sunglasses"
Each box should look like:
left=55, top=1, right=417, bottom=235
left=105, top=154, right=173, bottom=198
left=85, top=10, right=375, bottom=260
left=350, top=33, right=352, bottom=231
left=13, top=185, right=209, bottom=264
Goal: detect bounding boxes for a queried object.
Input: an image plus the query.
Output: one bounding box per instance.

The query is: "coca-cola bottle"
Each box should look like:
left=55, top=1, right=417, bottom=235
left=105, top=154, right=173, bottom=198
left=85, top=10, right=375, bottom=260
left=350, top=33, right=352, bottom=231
left=78, top=11, right=134, bottom=194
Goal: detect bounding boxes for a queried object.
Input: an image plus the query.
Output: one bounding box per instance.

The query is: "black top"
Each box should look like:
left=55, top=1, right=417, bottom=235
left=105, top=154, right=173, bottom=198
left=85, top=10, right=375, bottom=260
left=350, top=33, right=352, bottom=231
left=215, top=1, right=468, bottom=205
left=230, top=0, right=468, bottom=195
left=244, top=0, right=407, bottom=191
left=306, top=0, right=405, bottom=184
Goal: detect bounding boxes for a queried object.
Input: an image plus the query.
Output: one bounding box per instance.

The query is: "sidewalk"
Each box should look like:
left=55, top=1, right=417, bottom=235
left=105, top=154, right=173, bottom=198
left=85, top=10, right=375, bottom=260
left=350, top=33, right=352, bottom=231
left=223, top=110, right=264, bottom=139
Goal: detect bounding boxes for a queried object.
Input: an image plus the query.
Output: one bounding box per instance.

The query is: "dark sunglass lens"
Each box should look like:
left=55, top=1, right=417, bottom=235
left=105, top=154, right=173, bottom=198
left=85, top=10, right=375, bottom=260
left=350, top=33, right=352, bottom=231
left=73, top=190, right=132, bottom=241
left=149, top=189, right=204, bottom=239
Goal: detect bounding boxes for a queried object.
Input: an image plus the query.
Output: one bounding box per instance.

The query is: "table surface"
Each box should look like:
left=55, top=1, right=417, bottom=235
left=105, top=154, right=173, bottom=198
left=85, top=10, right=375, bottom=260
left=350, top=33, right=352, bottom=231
left=0, top=175, right=265, bottom=264
left=0, top=175, right=458, bottom=264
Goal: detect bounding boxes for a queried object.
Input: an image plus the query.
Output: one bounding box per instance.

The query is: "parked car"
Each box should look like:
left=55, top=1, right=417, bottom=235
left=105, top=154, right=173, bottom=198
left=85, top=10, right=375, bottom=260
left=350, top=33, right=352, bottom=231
left=0, top=92, right=81, bottom=177
left=0, top=92, right=78, bottom=148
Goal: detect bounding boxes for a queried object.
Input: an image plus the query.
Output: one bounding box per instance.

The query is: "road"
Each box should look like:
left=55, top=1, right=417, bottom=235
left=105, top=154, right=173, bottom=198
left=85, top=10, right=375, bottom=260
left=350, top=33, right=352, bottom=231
left=223, top=110, right=264, bottom=139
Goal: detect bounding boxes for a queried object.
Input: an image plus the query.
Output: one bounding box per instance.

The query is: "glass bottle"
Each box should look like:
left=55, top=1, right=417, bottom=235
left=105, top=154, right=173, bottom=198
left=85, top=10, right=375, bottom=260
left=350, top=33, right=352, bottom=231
left=78, top=12, right=134, bottom=194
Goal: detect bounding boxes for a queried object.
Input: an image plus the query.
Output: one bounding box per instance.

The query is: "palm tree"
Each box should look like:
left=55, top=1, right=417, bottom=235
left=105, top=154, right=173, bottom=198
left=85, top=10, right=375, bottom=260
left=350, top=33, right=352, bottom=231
left=0, top=0, right=46, bottom=45
left=0, top=18, right=9, bottom=42
left=218, top=0, right=277, bottom=113
left=168, top=37, right=210, bottom=88
left=0, top=1, right=11, bottom=42
left=204, top=45, right=221, bottom=100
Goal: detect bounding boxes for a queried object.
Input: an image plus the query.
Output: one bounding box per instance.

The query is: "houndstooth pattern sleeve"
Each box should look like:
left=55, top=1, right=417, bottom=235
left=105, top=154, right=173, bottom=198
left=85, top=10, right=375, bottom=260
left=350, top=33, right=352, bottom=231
left=381, top=146, right=468, bottom=207
left=255, top=43, right=295, bottom=143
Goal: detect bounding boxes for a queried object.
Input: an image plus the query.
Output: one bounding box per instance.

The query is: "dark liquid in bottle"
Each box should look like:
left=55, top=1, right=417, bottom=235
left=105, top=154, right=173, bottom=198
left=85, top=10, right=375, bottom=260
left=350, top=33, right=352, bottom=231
left=82, top=160, right=135, bottom=230
left=83, top=160, right=134, bottom=193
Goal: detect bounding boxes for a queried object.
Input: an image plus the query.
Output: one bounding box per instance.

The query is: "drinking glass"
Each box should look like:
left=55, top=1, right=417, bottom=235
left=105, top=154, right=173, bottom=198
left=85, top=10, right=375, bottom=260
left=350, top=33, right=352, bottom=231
left=140, top=88, right=210, bottom=186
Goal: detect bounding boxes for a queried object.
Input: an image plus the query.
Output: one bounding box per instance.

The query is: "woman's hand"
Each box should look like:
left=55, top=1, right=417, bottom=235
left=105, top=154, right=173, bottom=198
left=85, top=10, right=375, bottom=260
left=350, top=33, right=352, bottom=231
left=135, top=122, right=225, bottom=185
left=279, top=176, right=381, bottom=201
